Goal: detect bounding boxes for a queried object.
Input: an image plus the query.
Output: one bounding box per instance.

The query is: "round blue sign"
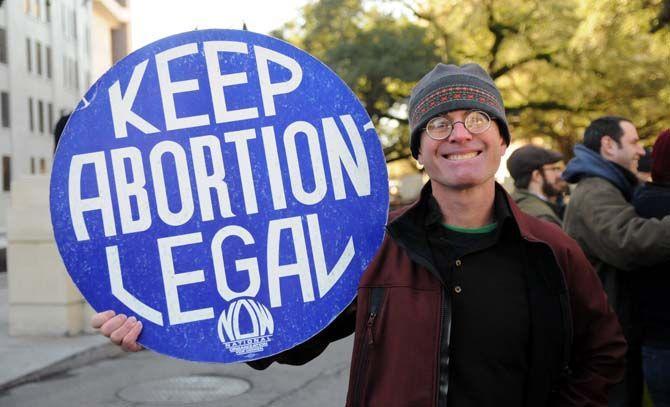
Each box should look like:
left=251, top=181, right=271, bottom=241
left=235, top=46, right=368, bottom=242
left=50, top=29, right=388, bottom=363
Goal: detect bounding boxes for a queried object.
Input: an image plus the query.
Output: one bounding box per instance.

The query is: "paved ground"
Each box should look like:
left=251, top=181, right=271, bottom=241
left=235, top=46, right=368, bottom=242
left=0, top=331, right=352, bottom=407
left=0, top=272, right=119, bottom=391
left=0, top=271, right=354, bottom=406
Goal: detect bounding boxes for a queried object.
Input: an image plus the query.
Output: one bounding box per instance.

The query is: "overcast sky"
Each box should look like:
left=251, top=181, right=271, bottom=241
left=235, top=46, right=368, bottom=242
left=130, top=0, right=309, bottom=50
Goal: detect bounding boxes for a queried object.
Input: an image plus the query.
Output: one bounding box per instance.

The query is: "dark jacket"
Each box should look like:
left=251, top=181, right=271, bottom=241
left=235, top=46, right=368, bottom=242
left=562, top=145, right=670, bottom=407
left=632, top=182, right=670, bottom=348
left=563, top=145, right=638, bottom=201
left=253, top=183, right=626, bottom=406
left=511, top=188, right=563, bottom=226
left=563, top=145, right=670, bottom=342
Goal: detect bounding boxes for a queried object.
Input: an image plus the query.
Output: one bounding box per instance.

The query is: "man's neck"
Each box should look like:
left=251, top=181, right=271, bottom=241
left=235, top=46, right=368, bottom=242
left=431, top=180, right=496, bottom=228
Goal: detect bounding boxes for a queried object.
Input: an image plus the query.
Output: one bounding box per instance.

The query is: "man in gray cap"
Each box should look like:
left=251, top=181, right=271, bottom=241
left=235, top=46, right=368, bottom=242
left=93, top=63, right=625, bottom=407
left=507, top=144, right=566, bottom=226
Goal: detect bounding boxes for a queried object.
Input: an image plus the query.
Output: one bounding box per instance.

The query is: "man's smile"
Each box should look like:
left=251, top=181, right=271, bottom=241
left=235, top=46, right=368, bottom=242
left=441, top=151, right=482, bottom=161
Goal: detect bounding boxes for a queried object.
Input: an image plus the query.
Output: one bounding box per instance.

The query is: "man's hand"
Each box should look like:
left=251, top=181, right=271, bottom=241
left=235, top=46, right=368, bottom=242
left=91, top=310, right=144, bottom=352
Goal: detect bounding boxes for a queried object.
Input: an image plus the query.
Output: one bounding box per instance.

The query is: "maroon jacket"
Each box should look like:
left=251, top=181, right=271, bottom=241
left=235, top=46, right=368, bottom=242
left=252, top=185, right=626, bottom=406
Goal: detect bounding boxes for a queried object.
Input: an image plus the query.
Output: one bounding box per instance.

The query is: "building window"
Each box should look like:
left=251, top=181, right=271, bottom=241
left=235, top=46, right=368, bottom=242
left=30, top=157, right=35, bottom=174
left=2, top=156, right=10, bottom=192
left=73, top=10, right=77, bottom=39
left=74, top=61, right=79, bottom=90
left=0, top=28, right=7, bottom=64
left=35, top=0, right=41, bottom=19
left=38, top=100, right=44, bottom=133
left=36, top=41, right=42, bottom=75
left=28, top=97, right=34, bottom=131
left=48, top=102, right=53, bottom=133
left=1, top=92, right=9, bottom=128
left=24, top=0, right=31, bottom=15
left=46, top=0, right=51, bottom=22
left=26, top=38, right=32, bottom=72
left=39, top=158, right=46, bottom=174
left=46, top=46, right=52, bottom=78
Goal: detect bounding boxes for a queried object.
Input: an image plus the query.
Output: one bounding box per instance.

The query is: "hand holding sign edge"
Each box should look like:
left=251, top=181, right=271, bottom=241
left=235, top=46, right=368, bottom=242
left=91, top=310, right=144, bottom=352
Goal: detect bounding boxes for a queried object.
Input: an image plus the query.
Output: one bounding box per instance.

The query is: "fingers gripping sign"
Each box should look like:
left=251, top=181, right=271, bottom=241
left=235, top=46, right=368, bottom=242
left=51, top=29, right=388, bottom=363
left=91, top=311, right=144, bottom=352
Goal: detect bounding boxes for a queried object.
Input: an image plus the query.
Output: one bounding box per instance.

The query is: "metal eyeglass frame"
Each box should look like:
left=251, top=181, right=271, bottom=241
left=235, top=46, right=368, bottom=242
left=424, top=110, right=493, bottom=141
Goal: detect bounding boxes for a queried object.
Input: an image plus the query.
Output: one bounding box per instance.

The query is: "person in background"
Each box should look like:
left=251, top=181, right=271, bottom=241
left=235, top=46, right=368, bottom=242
left=562, top=116, right=670, bottom=407
left=507, top=144, right=565, bottom=226
left=632, top=129, right=670, bottom=407
left=53, top=113, right=70, bottom=150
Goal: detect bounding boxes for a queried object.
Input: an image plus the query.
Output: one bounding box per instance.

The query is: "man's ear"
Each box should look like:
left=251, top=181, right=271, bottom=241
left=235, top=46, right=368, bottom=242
left=600, top=135, right=617, bottom=158
left=416, top=135, right=424, bottom=166
left=531, top=169, right=543, bottom=183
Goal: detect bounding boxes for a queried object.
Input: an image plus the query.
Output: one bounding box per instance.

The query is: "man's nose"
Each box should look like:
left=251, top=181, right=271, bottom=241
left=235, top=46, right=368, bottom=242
left=637, top=144, right=645, bottom=156
left=449, top=122, right=473, bottom=143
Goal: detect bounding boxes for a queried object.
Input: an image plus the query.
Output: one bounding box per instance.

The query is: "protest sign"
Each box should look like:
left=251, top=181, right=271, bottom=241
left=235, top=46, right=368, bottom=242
left=50, top=29, right=389, bottom=363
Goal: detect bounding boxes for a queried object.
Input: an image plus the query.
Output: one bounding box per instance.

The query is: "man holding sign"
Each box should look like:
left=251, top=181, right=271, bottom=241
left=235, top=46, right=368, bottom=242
left=93, top=63, right=626, bottom=405
left=55, top=29, right=389, bottom=363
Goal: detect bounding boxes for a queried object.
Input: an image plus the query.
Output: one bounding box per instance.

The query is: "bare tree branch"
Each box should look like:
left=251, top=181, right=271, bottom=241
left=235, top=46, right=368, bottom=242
left=650, top=0, right=670, bottom=32
left=485, top=1, right=519, bottom=71
left=490, top=53, right=553, bottom=79
left=396, top=0, right=451, bottom=60
left=505, top=101, right=578, bottom=115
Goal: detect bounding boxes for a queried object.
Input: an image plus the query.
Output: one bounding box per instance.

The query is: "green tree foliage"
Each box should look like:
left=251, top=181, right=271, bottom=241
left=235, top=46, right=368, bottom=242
left=272, top=0, right=440, bottom=162
left=274, top=0, right=670, bottom=161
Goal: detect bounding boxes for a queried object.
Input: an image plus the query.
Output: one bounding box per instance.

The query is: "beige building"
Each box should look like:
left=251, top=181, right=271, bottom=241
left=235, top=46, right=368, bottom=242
left=7, top=0, right=132, bottom=336
left=0, top=0, right=129, bottom=227
left=0, top=0, right=93, bottom=238
left=91, top=0, right=130, bottom=81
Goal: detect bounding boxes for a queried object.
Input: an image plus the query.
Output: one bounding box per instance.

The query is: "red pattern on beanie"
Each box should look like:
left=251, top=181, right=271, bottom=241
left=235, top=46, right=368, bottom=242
left=652, top=129, right=670, bottom=184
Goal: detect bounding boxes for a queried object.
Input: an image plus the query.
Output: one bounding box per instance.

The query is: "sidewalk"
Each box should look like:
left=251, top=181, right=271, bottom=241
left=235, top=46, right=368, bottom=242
left=0, top=272, right=122, bottom=392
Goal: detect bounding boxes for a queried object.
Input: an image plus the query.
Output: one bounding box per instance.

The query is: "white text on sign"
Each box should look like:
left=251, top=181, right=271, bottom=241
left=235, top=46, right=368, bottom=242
left=66, top=40, right=375, bottom=328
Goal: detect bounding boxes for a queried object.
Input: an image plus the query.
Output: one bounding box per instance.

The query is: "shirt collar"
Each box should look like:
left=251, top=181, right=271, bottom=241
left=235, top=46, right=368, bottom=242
left=424, top=184, right=514, bottom=230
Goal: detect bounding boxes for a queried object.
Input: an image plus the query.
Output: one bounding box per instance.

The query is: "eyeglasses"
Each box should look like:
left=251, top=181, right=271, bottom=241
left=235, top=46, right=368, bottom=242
left=425, top=110, right=493, bottom=141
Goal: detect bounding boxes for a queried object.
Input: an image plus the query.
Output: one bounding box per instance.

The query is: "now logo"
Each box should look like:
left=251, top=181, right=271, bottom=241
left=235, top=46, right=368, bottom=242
left=217, top=298, right=274, bottom=345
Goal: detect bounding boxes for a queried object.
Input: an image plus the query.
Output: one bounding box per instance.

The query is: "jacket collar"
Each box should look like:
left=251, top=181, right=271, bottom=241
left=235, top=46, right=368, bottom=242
left=387, top=181, right=552, bottom=246
left=563, top=144, right=638, bottom=201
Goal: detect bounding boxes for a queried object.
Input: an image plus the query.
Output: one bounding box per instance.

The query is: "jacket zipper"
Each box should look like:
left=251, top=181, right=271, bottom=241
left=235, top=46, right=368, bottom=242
left=521, top=236, right=574, bottom=390
left=352, top=287, right=385, bottom=407
left=436, top=287, right=450, bottom=407
left=435, top=289, right=443, bottom=407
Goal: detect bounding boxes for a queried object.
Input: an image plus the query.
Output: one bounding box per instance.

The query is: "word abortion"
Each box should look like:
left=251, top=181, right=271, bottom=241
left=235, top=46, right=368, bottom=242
left=69, top=115, right=371, bottom=241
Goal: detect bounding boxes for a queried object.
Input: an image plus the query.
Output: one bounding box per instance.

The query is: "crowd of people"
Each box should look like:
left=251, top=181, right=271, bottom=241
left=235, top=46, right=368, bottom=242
left=507, top=120, right=670, bottom=406
left=93, top=62, right=670, bottom=407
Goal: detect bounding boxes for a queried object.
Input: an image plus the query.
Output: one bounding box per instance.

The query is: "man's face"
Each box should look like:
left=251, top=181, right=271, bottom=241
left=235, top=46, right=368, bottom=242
left=540, top=161, right=567, bottom=197
left=604, top=121, right=645, bottom=172
left=417, top=110, right=507, bottom=191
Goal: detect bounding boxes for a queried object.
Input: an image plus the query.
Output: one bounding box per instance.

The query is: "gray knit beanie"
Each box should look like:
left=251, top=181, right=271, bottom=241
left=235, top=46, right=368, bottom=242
left=409, top=63, right=510, bottom=158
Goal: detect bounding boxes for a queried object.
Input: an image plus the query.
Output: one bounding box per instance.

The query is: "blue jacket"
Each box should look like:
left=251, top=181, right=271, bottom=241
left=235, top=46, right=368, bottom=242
left=563, top=144, right=638, bottom=201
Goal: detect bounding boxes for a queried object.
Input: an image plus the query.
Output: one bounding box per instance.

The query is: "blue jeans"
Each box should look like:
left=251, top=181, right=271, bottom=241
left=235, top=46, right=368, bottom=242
left=643, top=345, right=670, bottom=407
